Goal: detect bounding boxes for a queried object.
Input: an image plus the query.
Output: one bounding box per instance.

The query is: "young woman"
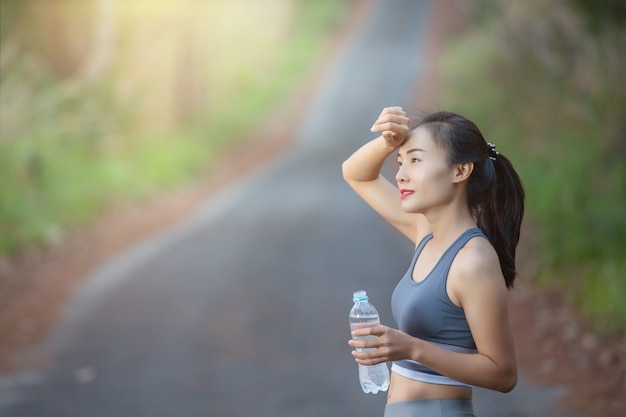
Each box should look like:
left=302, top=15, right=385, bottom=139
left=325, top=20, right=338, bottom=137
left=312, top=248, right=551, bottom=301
left=344, top=107, right=525, bottom=417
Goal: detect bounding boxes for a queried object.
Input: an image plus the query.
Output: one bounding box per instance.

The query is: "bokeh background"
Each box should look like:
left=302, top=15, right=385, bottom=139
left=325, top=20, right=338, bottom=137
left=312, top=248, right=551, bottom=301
left=0, top=0, right=625, bottom=413
left=1, top=0, right=347, bottom=253
left=2, top=0, right=623, bottom=333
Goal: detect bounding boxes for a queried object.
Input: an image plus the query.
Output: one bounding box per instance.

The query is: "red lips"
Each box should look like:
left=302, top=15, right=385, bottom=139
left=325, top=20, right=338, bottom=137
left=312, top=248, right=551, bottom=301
left=399, top=189, right=414, bottom=199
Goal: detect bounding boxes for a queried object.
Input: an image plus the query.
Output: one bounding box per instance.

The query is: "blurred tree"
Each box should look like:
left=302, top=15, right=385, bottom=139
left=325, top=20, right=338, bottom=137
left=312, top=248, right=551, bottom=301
left=81, top=0, right=116, bottom=82
left=571, top=0, right=626, bottom=32
left=0, top=0, right=97, bottom=78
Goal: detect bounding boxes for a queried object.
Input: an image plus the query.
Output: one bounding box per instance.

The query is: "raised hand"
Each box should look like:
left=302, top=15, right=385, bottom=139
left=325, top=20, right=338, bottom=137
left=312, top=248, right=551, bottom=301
left=370, top=106, right=410, bottom=147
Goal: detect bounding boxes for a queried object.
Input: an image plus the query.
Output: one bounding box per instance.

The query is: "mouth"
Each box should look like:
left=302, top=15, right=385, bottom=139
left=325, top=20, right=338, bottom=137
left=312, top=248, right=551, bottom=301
left=399, top=189, right=414, bottom=200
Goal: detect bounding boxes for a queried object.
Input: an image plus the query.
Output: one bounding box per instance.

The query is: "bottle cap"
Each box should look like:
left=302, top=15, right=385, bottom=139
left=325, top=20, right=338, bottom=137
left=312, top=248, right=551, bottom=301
left=352, top=290, right=368, bottom=302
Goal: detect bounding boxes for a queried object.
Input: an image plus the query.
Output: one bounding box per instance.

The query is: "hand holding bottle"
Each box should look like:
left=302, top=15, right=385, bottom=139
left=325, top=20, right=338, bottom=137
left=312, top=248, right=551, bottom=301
left=349, top=290, right=390, bottom=394
left=349, top=323, right=419, bottom=366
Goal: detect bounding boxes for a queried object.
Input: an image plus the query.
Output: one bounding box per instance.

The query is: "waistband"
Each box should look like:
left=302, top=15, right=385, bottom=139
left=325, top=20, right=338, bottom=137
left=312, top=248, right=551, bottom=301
left=391, top=363, right=471, bottom=387
left=384, top=399, right=475, bottom=417
left=391, top=342, right=476, bottom=388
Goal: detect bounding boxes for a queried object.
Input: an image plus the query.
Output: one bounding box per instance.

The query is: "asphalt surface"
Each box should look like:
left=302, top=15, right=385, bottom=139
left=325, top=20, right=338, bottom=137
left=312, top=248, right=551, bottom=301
left=0, top=1, right=579, bottom=416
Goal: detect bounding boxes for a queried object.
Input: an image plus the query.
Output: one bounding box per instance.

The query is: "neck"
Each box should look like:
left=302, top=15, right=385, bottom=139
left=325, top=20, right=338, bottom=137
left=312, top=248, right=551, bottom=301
left=423, top=201, right=476, bottom=248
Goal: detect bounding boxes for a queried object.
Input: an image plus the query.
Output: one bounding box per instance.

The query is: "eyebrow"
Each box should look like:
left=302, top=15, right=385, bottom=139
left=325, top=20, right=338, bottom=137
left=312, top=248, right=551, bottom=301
left=397, top=148, right=426, bottom=157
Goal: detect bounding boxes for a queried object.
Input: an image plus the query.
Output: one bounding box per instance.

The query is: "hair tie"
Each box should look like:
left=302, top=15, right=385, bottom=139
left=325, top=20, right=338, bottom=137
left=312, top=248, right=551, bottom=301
left=487, top=142, right=499, bottom=161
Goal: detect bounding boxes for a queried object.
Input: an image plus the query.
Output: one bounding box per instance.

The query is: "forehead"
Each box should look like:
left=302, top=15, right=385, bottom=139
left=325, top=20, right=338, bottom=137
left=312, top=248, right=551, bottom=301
left=399, top=126, right=436, bottom=154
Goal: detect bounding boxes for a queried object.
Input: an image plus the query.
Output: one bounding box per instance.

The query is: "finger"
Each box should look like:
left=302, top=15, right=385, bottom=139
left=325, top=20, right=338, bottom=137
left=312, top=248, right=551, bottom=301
left=371, top=122, right=407, bottom=134
left=352, top=350, right=387, bottom=366
left=383, top=133, right=404, bottom=146
left=348, top=337, right=372, bottom=349
left=348, top=339, right=362, bottom=348
left=374, top=127, right=409, bottom=141
left=368, top=324, right=386, bottom=336
left=351, top=324, right=385, bottom=338
left=355, top=357, right=386, bottom=366
left=380, top=106, right=405, bottom=116
left=371, top=116, right=409, bottom=132
left=351, top=327, right=374, bottom=338
left=378, top=113, right=409, bottom=124
left=373, top=107, right=407, bottom=127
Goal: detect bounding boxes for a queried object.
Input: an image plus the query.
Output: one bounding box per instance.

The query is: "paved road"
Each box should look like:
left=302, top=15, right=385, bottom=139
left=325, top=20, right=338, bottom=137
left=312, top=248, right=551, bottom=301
left=1, top=1, right=579, bottom=416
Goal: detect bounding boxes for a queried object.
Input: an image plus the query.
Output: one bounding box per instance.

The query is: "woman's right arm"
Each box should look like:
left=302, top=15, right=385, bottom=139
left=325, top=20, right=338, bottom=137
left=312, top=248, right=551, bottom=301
left=341, top=107, right=419, bottom=243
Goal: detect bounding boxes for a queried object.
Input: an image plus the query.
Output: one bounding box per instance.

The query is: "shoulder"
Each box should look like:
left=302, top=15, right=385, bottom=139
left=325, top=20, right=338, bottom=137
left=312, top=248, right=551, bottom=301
left=455, top=236, right=501, bottom=278
left=448, top=236, right=507, bottom=307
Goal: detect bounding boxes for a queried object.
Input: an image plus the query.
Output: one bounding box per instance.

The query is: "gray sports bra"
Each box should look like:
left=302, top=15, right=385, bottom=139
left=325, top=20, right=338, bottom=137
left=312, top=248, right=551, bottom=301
left=390, top=228, right=485, bottom=386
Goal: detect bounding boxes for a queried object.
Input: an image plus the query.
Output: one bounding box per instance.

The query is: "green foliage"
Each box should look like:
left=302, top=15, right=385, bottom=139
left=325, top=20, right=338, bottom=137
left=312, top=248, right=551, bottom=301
left=571, top=0, right=626, bottom=32
left=0, top=65, right=133, bottom=251
left=578, top=261, right=626, bottom=334
left=437, top=0, right=626, bottom=334
left=0, top=0, right=349, bottom=254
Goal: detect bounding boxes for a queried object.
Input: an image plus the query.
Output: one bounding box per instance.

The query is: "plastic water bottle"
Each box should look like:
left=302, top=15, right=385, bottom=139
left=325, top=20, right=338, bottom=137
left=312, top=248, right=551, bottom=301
left=349, top=290, right=390, bottom=394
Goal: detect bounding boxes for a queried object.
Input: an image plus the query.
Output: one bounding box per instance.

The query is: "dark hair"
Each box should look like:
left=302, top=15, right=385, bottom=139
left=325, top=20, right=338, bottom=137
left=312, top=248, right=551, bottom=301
left=414, top=111, right=525, bottom=288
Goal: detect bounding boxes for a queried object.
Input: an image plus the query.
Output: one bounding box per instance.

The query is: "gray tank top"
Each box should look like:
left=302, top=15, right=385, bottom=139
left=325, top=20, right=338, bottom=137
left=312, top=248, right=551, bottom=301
left=391, top=228, right=485, bottom=384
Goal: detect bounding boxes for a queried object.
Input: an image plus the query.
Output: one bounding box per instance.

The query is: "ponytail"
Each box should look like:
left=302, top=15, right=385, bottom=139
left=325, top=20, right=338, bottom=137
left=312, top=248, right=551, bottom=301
left=415, top=112, right=525, bottom=288
left=477, top=153, right=525, bottom=288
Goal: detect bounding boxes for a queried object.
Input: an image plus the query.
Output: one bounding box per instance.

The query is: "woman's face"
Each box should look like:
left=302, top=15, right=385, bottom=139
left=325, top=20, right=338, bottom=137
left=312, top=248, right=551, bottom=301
left=395, top=126, right=456, bottom=214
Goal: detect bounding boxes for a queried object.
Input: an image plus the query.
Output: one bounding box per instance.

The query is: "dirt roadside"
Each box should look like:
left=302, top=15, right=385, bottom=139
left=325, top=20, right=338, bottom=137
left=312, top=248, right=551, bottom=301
left=1, top=1, right=624, bottom=416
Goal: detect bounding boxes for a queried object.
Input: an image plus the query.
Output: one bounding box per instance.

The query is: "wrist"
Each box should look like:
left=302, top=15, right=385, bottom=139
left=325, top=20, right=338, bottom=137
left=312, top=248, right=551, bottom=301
left=375, top=135, right=399, bottom=154
left=409, top=338, right=424, bottom=362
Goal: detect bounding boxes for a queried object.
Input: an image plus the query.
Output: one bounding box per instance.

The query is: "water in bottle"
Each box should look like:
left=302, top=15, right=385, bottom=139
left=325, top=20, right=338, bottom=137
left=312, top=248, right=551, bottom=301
left=349, top=290, right=390, bottom=394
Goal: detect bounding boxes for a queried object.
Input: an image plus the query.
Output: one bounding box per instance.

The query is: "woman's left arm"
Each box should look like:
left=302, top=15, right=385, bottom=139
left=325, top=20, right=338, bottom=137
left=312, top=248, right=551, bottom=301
left=349, top=243, right=517, bottom=392
left=445, top=242, right=518, bottom=392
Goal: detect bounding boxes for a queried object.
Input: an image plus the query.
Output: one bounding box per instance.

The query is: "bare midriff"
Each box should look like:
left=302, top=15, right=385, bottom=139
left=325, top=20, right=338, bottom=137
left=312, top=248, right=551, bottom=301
left=387, top=371, right=472, bottom=404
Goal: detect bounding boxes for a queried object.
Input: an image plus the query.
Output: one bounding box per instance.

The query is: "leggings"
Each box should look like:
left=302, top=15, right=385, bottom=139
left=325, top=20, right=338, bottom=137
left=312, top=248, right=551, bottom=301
left=383, top=399, right=475, bottom=417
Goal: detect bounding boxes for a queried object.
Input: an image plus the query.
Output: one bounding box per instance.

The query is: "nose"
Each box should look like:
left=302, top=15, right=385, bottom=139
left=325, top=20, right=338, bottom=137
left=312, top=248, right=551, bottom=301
left=395, top=165, right=407, bottom=184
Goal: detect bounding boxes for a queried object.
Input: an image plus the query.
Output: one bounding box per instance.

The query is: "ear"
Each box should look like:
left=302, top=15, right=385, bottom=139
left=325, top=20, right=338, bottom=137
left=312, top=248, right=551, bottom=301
left=451, top=162, right=474, bottom=184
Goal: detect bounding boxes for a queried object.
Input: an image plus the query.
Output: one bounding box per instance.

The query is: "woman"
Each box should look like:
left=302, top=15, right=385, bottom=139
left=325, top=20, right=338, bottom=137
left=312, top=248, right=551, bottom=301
left=344, top=107, right=525, bottom=417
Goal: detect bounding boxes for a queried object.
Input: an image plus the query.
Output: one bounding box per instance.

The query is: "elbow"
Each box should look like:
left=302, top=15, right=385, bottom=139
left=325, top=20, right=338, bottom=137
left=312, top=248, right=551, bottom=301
left=341, top=160, right=353, bottom=183
left=480, top=361, right=517, bottom=393
left=496, top=368, right=517, bottom=393
left=341, top=160, right=348, bottom=181
left=498, top=377, right=517, bottom=393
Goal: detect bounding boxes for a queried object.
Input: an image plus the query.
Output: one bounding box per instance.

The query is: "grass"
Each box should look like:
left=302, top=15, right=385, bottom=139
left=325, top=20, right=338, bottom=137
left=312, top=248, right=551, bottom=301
left=0, top=0, right=350, bottom=254
left=434, top=2, right=626, bottom=334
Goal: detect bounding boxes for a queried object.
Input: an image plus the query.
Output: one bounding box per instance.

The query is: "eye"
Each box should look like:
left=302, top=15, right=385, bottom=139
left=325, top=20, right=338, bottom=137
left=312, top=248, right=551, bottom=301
left=397, top=160, right=403, bottom=167
left=411, top=157, right=421, bottom=163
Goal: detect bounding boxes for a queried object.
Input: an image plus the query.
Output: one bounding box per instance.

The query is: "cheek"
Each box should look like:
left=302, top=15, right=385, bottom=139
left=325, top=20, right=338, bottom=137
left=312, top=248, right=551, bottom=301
left=413, top=164, right=450, bottom=188
left=420, top=170, right=456, bottom=205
